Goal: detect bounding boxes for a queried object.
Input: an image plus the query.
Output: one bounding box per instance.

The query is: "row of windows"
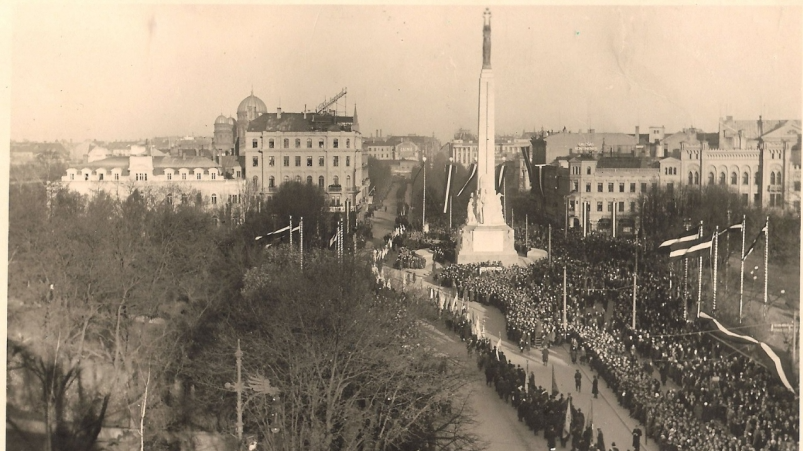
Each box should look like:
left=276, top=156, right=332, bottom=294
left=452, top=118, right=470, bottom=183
left=257, top=175, right=351, bottom=189
left=252, top=137, right=353, bottom=149
left=166, top=172, right=217, bottom=181
left=701, top=171, right=781, bottom=186
left=253, top=156, right=351, bottom=168
left=586, top=182, right=640, bottom=193
left=591, top=201, right=634, bottom=212
left=71, top=173, right=121, bottom=181
left=165, top=193, right=238, bottom=205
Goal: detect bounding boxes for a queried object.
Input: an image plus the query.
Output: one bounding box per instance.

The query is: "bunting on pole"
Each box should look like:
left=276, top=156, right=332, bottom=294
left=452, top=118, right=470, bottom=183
left=443, top=163, right=455, bottom=213
left=742, top=223, right=768, bottom=260
left=533, top=164, right=547, bottom=197
left=457, top=162, right=477, bottom=196
left=255, top=225, right=291, bottom=240
left=520, top=146, right=534, bottom=191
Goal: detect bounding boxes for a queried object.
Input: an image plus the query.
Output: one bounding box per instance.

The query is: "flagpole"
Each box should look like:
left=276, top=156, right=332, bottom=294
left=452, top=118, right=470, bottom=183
left=548, top=223, right=552, bottom=264
left=300, top=217, right=304, bottom=270
left=764, top=216, right=769, bottom=305
left=713, top=225, right=718, bottom=312
left=612, top=203, right=616, bottom=238
left=289, top=215, right=293, bottom=250
left=684, top=220, right=690, bottom=321
left=697, top=220, right=703, bottom=318
left=503, top=176, right=507, bottom=224
left=726, top=209, right=731, bottom=293
left=562, top=266, right=567, bottom=329
left=632, top=272, right=637, bottom=329
left=739, top=215, right=746, bottom=323
left=449, top=195, right=452, bottom=229
left=525, top=214, right=529, bottom=249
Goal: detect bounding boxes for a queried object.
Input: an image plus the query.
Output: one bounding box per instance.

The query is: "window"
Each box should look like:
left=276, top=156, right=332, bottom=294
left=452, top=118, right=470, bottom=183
left=307, top=138, right=312, bottom=148
left=597, top=201, right=603, bottom=212
left=167, top=193, right=172, bottom=205
left=630, top=202, right=635, bottom=212
left=572, top=166, right=579, bottom=175
left=719, top=172, right=726, bottom=185
left=70, top=173, right=74, bottom=180
left=607, top=202, right=613, bottom=212
left=252, top=139, right=258, bottom=148
left=795, top=181, right=801, bottom=192
left=295, top=138, right=301, bottom=148
left=754, top=193, right=760, bottom=204
left=694, top=172, right=699, bottom=185
left=641, top=183, right=647, bottom=192
left=253, top=157, right=259, bottom=167
left=770, top=193, right=783, bottom=207
left=608, top=183, right=614, bottom=192
left=755, top=172, right=760, bottom=185
left=196, top=173, right=201, bottom=180
left=742, top=172, right=748, bottom=185
left=318, top=176, right=325, bottom=188
left=181, top=173, right=187, bottom=180
left=283, top=156, right=289, bottom=167
left=770, top=172, right=776, bottom=185
left=269, top=139, right=275, bottom=149
left=236, top=170, right=241, bottom=178
left=307, top=176, right=312, bottom=185
left=795, top=201, right=801, bottom=212
left=619, top=183, right=625, bottom=193
left=167, top=173, right=172, bottom=181
left=333, top=139, right=339, bottom=149
left=630, top=183, right=636, bottom=192
left=253, top=176, right=259, bottom=188
left=181, top=194, right=187, bottom=204
left=211, top=172, right=216, bottom=180
left=618, top=202, right=624, bottom=212
left=295, top=156, right=301, bottom=167
left=346, top=139, right=351, bottom=149
left=283, top=138, right=289, bottom=148
left=346, top=175, right=351, bottom=188
left=307, top=157, right=313, bottom=167
left=586, top=183, right=591, bottom=193
left=573, top=181, right=579, bottom=192
left=652, top=182, right=657, bottom=191
left=597, top=183, right=603, bottom=192
left=284, top=176, right=289, bottom=184
left=98, top=173, right=103, bottom=181
left=708, top=173, right=714, bottom=185
left=319, top=139, right=325, bottom=148
left=731, top=172, right=737, bottom=185
left=333, top=156, right=339, bottom=167
left=268, top=156, right=275, bottom=167
left=742, top=194, right=749, bottom=205
left=114, top=173, right=119, bottom=181
left=586, top=166, right=591, bottom=175
left=268, top=176, right=275, bottom=188
left=346, top=156, right=351, bottom=167
left=776, top=171, right=782, bottom=185
left=688, top=172, right=694, bottom=185
left=319, top=157, right=325, bottom=167
left=295, top=176, right=301, bottom=183
left=333, top=175, right=339, bottom=185
left=211, top=194, right=217, bottom=205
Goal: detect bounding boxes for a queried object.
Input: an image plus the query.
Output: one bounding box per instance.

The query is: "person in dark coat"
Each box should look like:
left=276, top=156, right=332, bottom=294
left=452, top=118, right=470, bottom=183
left=596, top=428, right=605, bottom=451
left=542, top=346, right=549, bottom=365
left=575, top=369, right=582, bottom=392
left=592, top=375, right=599, bottom=398
left=546, top=425, right=557, bottom=450
left=632, top=426, right=642, bottom=451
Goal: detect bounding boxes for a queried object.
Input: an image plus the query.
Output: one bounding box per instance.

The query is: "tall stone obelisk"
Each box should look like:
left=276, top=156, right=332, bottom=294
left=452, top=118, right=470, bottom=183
left=456, top=8, right=519, bottom=266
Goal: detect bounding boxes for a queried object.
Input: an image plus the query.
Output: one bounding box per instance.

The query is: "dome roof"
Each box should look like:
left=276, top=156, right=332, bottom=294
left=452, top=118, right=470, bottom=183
left=215, top=114, right=229, bottom=125
left=237, top=94, right=267, bottom=115
left=227, top=117, right=235, bottom=125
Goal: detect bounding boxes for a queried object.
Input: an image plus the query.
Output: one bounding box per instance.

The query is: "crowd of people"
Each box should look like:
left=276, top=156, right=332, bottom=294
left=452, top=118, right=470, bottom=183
left=434, top=233, right=799, bottom=451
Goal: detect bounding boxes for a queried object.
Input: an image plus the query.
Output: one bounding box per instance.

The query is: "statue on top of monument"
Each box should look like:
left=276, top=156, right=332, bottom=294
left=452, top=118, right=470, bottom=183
left=482, top=9, right=492, bottom=69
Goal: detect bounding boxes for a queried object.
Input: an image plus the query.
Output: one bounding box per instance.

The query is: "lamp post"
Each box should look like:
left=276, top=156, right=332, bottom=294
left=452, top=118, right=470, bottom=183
left=257, top=150, right=265, bottom=196
left=422, top=156, right=428, bottom=233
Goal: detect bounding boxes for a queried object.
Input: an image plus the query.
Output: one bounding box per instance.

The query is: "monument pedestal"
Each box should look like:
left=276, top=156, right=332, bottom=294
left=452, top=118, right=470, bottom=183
left=456, top=224, right=520, bottom=266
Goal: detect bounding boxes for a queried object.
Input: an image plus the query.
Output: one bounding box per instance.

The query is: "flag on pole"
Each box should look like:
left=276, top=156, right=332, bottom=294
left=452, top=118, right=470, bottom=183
left=496, top=164, right=507, bottom=192
left=520, top=146, right=534, bottom=190
left=586, top=400, right=594, bottom=431
left=551, top=365, right=558, bottom=395
left=669, top=235, right=713, bottom=260
left=443, top=163, right=454, bottom=213
left=718, top=222, right=743, bottom=236
left=743, top=223, right=768, bottom=260
left=457, top=162, right=477, bottom=196
left=495, top=334, right=502, bottom=360
left=525, top=360, right=530, bottom=394
left=532, top=164, right=547, bottom=197
left=658, top=228, right=698, bottom=250
left=255, top=225, right=291, bottom=240
left=563, top=397, right=573, bottom=439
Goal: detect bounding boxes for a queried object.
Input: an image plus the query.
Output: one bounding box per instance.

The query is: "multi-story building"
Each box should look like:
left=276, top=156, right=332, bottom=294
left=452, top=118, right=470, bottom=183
left=60, top=154, right=246, bottom=209
left=244, top=107, right=368, bottom=211
left=363, top=137, right=397, bottom=160
left=532, top=129, right=641, bottom=165
left=448, top=132, right=532, bottom=168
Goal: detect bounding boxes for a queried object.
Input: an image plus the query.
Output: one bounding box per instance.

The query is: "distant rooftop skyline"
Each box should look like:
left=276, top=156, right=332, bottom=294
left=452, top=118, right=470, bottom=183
left=8, top=5, right=802, bottom=144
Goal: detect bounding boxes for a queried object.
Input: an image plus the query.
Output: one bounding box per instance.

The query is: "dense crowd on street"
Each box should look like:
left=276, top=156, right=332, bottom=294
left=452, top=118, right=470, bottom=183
left=434, top=233, right=798, bottom=451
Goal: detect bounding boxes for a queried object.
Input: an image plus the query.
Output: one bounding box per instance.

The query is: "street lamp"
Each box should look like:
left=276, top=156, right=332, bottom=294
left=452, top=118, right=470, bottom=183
left=422, top=156, right=428, bottom=233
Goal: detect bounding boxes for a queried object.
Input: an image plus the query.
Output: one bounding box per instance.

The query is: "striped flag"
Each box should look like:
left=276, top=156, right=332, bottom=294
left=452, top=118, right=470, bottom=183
left=255, top=225, right=291, bottom=240
left=743, top=223, right=768, bottom=260
left=658, top=228, right=698, bottom=250
left=496, top=164, right=507, bottom=192
left=457, top=162, right=477, bottom=196
left=329, top=231, right=338, bottom=247
left=669, top=235, right=713, bottom=260
left=520, top=146, right=534, bottom=190
left=443, top=163, right=454, bottom=213
left=718, top=222, right=743, bottom=236
left=563, top=397, right=573, bottom=439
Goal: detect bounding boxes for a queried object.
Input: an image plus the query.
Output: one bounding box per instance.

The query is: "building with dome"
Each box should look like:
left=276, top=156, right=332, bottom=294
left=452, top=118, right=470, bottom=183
left=236, top=91, right=268, bottom=152
left=213, top=114, right=237, bottom=155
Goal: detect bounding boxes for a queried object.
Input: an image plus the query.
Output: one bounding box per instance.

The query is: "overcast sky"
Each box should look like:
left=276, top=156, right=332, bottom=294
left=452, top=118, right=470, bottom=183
left=8, top=4, right=802, bottom=143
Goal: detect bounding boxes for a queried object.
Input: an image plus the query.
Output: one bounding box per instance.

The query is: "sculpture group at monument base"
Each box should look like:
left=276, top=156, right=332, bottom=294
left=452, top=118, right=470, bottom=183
left=455, top=224, right=521, bottom=267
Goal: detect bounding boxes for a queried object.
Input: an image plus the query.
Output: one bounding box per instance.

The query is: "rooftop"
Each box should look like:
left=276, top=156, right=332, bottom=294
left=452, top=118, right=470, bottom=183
left=247, top=112, right=356, bottom=133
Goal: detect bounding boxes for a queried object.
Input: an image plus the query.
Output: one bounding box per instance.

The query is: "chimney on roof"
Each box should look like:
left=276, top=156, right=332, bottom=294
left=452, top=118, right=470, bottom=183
left=758, top=115, right=763, bottom=136
left=303, top=105, right=307, bottom=119
left=277, top=107, right=282, bottom=119
left=635, top=125, right=640, bottom=139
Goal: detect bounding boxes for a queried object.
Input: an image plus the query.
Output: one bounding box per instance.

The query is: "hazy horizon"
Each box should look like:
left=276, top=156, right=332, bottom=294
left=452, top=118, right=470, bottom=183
left=9, top=4, right=802, bottom=144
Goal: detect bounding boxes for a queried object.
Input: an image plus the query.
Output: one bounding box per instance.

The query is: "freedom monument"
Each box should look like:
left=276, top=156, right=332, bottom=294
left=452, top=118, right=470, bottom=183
left=456, top=9, right=521, bottom=267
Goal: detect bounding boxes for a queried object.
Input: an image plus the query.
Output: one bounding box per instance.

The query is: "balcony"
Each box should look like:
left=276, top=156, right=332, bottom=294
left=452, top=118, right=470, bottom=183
left=328, top=184, right=342, bottom=192
left=767, top=185, right=782, bottom=193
